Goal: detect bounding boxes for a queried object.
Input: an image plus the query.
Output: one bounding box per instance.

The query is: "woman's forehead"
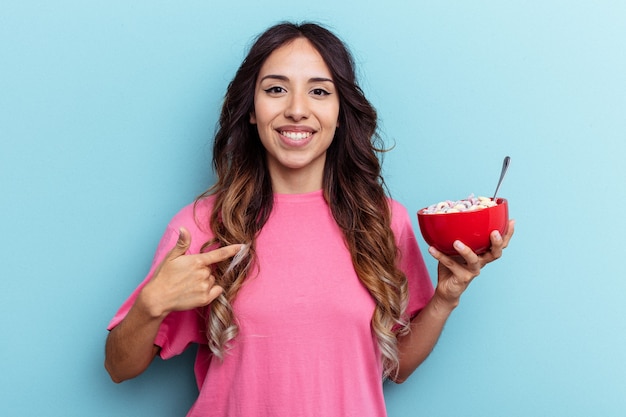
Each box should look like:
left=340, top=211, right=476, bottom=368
left=258, top=38, right=333, bottom=81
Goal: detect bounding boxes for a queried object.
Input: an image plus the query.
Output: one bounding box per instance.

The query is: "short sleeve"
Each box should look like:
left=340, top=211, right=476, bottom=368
left=106, top=224, right=178, bottom=330
left=106, top=202, right=211, bottom=359
left=390, top=200, right=435, bottom=320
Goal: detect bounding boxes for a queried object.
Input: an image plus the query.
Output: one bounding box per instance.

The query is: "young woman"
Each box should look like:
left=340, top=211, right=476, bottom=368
left=105, top=22, right=514, bottom=416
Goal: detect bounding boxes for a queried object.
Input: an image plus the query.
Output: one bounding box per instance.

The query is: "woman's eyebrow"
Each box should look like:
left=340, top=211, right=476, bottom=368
left=259, top=74, right=334, bottom=83
left=309, top=77, right=334, bottom=83
left=260, top=74, right=289, bottom=82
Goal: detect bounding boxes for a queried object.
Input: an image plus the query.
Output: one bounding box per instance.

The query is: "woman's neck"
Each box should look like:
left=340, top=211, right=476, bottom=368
left=270, top=173, right=322, bottom=194
left=268, top=165, right=324, bottom=194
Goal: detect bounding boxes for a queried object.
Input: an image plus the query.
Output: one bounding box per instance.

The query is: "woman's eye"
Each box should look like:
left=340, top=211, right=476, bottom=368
left=311, top=88, right=330, bottom=96
left=264, top=86, right=285, bottom=94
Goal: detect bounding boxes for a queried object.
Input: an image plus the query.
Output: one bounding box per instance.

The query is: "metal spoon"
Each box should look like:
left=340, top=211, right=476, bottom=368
left=492, top=156, right=511, bottom=200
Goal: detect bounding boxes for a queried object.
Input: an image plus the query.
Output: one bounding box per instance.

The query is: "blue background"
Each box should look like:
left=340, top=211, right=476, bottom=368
left=1, top=1, right=625, bottom=416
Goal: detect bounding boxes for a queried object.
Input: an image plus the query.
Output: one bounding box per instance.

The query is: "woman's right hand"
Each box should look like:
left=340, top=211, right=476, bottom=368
left=105, top=228, right=242, bottom=383
left=140, top=227, right=244, bottom=319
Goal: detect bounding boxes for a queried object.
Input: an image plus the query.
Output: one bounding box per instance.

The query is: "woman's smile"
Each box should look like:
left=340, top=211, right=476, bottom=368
left=277, top=126, right=315, bottom=146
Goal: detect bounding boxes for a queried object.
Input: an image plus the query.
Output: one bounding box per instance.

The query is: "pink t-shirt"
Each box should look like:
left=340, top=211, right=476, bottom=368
left=108, top=190, right=434, bottom=417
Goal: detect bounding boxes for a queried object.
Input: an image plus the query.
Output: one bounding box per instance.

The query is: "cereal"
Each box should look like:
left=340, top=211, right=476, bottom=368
left=422, top=194, right=497, bottom=214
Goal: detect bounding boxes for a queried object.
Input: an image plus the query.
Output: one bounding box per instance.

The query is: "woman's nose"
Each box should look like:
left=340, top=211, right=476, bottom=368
left=284, top=92, right=309, bottom=121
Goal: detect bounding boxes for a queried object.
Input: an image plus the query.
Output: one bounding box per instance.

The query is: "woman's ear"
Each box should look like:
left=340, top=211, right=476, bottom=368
left=250, top=112, right=257, bottom=124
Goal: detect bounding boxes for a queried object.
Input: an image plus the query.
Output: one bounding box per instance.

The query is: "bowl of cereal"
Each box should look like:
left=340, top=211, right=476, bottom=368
left=417, top=195, right=509, bottom=256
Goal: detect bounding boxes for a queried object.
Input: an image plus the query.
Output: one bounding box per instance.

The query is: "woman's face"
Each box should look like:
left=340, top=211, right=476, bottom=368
left=250, top=37, right=340, bottom=193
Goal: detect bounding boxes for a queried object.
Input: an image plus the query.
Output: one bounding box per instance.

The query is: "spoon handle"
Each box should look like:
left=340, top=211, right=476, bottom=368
left=492, top=156, right=511, bottom=200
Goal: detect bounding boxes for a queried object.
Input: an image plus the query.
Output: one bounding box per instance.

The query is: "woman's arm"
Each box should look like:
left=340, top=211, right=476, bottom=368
left=104, top=293, right=166, bottom=383
left=104, top=228, right=243, bottom=383
left=393, top=220, right=515, bottom=383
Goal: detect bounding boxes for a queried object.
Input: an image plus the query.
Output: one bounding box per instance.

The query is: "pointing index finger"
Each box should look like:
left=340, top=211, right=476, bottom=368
left=199, top=244, right=246, bottom=266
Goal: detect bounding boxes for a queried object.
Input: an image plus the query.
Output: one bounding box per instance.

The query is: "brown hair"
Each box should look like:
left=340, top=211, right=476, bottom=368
left=197, top=22, right=409, bottom=378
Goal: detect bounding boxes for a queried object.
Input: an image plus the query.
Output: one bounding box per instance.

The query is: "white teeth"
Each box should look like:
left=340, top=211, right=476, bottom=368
left=281, top=131, right=312, bottom=140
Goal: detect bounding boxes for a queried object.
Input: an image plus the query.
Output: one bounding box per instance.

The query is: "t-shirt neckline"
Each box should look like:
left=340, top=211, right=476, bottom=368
left=273, top=189, right=325, bottom=203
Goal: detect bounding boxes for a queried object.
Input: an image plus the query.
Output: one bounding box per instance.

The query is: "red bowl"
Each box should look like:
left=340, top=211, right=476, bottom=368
left=417, top=198, right=509, bottom=256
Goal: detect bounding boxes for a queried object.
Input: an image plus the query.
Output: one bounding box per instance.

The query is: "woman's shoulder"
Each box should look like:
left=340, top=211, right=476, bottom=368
left=386, top=197, right=415, bottom=236
left=387, top=197, right=410, bottom=220
left=167, top=195, right=217, bottom=237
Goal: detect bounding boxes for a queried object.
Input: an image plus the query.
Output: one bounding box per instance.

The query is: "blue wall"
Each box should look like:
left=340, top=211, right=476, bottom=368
left=1, top=1, right=625, bottom=416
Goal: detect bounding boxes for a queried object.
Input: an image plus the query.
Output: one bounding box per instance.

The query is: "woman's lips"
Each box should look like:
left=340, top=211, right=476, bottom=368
left=277, top=128, right=314, bottom=147
left=280, top=130, right=312, bottom=141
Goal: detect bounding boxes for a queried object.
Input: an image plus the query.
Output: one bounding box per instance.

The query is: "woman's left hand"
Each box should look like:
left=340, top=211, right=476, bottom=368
left=428, top=219, right=516, bottom=308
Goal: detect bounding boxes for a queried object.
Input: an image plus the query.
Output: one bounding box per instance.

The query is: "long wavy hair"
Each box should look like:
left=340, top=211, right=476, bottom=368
left=196, top=22, right=409, bottom=379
